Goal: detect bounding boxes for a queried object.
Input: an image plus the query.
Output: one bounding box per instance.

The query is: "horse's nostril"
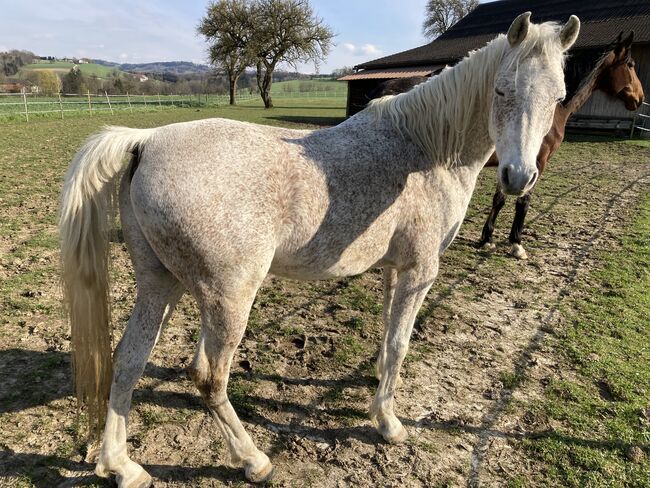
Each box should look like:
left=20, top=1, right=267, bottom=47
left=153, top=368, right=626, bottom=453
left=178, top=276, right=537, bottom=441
left=502, top=167, right=510, bottom=187
left=528, top=171, right=538, bottom=188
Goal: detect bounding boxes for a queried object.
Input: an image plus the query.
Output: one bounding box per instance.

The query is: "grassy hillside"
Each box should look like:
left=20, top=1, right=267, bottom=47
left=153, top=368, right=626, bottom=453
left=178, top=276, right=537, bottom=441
left=21, top=61, right=120, bottom=77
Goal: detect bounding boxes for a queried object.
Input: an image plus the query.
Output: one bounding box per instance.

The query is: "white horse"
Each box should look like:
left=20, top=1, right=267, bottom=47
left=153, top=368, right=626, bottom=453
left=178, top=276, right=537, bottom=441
left=60, top=13, right=579, bottom=487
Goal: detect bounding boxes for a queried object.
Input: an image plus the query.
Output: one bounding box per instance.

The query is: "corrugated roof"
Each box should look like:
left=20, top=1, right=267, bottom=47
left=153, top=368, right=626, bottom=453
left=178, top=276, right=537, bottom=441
left=357, top=0, right=650, bottom=70
left=338, top=65, right=444, bottom=81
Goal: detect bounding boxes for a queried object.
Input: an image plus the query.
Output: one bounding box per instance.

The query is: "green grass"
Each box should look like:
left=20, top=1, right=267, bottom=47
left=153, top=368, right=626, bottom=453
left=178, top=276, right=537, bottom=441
left=21, top=61, right=121, bottom=77
left=521, top=191, right=650, bottom=486
left=270, top=78, right=347, bottom=95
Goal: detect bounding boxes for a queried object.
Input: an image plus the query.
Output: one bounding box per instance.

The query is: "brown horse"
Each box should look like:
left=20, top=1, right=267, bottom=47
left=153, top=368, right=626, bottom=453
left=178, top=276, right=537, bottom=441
left=479, top=31, right=644, bottom=259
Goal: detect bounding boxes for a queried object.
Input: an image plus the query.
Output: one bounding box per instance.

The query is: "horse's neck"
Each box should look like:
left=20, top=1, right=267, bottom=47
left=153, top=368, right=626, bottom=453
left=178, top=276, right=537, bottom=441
left=382, top=36, right=506, bottom=169
left=564, top=53, right=613, bottom=115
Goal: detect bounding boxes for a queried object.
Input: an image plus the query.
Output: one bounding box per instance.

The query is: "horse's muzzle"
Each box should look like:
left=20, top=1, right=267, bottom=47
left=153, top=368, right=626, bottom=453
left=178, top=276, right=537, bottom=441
left=499, top=164, right=538, bottom=195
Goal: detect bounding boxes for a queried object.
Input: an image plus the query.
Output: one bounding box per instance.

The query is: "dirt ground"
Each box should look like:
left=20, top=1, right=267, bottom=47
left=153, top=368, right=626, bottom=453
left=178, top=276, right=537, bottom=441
left=1, top=130, right=649, bottom=487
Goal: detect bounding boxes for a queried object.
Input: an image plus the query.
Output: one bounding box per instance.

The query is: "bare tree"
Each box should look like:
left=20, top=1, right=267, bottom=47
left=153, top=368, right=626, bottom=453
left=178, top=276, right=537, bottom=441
left=199, top=0, right=255, bottom=105
left=422, top=0, right=478, bottom=40
left=251, top=0, right=334, bottom=108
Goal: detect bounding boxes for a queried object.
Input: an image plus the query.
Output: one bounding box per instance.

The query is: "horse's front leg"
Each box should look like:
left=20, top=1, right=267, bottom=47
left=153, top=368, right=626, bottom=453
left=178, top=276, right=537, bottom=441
left=370, top=265, right=437, bottom=444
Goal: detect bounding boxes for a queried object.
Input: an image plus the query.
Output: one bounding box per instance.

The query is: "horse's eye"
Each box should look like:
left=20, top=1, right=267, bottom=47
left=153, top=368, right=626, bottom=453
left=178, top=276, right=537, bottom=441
left=495, top=88, right=505, bottom=97
left=628, top=61, right=635, bottom=68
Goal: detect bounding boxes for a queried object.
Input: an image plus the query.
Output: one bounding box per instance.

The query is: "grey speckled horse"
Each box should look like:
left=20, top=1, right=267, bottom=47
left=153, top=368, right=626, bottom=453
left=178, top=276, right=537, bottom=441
left=60, top=13, right=579, bottom=487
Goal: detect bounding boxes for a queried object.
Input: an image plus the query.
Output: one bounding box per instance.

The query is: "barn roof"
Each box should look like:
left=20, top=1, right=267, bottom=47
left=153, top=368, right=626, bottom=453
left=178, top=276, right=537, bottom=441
left=356, top=0, right=650, bottom=70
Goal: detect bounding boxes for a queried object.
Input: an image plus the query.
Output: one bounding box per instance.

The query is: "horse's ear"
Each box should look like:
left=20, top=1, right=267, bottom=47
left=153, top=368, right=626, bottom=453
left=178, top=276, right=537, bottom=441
left=623, top=31, right=634, bottom=48
left=615, top=31, right=634, bottom=57
left=507, top=11, right=531, bottom=47
left=559, top=15, right=580, bottom=50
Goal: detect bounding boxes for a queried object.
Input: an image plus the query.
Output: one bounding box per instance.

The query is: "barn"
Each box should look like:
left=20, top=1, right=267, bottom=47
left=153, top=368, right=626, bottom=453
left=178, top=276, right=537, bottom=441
left=341, top=0, right=650, bottom=134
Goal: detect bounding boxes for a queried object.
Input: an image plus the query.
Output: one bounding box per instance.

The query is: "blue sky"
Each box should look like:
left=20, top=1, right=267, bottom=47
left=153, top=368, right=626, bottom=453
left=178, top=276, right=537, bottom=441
left=0, top=0, right=496, bottom=73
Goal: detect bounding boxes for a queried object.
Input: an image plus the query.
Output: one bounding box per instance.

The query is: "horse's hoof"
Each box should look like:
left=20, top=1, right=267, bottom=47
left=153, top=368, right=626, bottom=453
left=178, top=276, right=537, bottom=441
left=245, top=456, right=274, bottom=484
left=510, top=243, right=528, bottom=260
left=95, top=461, right=110, bottom=478
left=480, top=242, right=496, bottom=251
left=379, top=420, right=408, bottom=444
left=116, top=469, right=152, bottom=488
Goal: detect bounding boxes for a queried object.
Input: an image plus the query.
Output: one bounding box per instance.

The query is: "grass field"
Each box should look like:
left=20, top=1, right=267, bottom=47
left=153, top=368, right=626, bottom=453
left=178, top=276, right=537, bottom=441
left=21, top=61, right=120, bottom=77
left=270, top=78, right=347, bottom=94
left=0, top=102, right=648, bottom=487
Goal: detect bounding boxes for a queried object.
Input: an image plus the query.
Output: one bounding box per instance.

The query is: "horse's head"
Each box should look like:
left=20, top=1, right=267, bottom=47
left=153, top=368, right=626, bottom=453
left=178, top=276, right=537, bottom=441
left=490, top=12, right=580, bottom=196
left=598, top=32, right=644, bottom=111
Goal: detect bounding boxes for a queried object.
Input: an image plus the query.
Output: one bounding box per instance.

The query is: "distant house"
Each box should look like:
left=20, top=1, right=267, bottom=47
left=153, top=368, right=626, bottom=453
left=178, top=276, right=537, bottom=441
left=135, top=73, right=149, bottom=82
left=341, top=0, right=650, bottom=132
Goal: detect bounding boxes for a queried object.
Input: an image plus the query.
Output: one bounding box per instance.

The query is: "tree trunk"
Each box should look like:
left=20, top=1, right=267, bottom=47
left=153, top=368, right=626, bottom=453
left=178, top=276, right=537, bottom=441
left=229, top=72, right=239, bottom=105
left=256, top=61, right=274, bottom=109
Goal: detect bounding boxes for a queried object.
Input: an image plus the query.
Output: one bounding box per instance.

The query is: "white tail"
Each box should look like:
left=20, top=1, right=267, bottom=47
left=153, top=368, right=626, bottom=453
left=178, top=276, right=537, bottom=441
left=60, top=126, right=154, bottom=437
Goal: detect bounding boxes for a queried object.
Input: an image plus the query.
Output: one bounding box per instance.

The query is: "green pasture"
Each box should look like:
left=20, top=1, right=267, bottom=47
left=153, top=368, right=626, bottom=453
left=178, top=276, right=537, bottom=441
left=270, top=78, right=347, bottom=94
left=21, top=61, right=120, bottom=77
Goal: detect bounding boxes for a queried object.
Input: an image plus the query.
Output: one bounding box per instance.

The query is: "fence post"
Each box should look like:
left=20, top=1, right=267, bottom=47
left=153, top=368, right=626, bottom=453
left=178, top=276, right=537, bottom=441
left=126, top=92, right=133, bottom=113
left=143, top=94, right=148, bottom=109
left=58, top=93, right=64, bottom=119
left=104, top=91, right=114, bottom=115
left=87, top=90, right=93, bottom=115
left=157, top=93, right=162, bottom=108
left=22, top=91, right=29, bottom=122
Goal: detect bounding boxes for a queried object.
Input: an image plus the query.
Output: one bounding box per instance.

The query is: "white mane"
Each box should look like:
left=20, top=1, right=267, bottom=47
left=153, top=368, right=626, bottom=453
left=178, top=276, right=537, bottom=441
left=368, top=22, right=567, bottom=167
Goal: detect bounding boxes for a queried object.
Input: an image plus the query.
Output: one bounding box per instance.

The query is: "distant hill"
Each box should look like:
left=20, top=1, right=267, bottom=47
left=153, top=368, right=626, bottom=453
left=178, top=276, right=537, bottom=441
left=92, top=60, right=211, bottom=75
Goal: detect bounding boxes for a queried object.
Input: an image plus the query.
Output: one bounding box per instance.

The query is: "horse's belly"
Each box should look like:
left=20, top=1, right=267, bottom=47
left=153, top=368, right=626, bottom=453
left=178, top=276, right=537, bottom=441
left=270, top=231, right=392, bottom=280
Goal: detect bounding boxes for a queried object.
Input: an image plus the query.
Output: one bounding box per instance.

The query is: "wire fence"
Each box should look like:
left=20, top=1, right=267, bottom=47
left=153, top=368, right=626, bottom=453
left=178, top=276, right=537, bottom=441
left=0, top=89, right=346, bottom=122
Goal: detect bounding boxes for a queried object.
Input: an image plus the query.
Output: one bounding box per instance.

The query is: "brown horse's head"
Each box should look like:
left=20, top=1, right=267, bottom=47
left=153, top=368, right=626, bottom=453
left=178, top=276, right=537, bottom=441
left=598, top=31, right=644, bottom=110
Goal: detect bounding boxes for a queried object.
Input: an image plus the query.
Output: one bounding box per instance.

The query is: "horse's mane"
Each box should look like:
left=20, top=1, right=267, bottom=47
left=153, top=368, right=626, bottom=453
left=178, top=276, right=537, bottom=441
left=368, top=22, right=567, bottom=168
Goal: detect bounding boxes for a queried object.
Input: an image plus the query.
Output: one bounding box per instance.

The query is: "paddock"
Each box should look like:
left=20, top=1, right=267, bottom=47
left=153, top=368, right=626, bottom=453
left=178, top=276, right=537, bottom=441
left=0, top=102, right=649, bottom=486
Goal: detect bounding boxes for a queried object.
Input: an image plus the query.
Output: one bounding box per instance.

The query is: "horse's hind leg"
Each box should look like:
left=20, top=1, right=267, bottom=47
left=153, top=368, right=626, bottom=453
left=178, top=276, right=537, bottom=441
left=96, top=278, right=183, bottom=487
left=376, top=267, right=397, bottom=381
left=96, top=172, right=184, bottom=488
left=188, top=272, right=272, bottom=483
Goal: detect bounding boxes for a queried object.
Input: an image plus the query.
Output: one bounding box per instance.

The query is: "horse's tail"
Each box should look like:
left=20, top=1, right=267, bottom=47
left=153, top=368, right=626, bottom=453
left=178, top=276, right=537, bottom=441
left=60, top=125, right=154, bottom=437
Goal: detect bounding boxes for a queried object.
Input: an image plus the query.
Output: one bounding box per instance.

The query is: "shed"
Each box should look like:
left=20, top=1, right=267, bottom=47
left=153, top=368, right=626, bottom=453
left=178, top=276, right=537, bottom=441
left=342, top=0, right=650, bottom=133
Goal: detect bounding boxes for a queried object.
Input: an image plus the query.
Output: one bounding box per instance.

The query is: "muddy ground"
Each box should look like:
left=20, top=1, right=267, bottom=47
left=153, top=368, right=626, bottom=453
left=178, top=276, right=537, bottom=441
left=0, top=120, right=649, bottom=487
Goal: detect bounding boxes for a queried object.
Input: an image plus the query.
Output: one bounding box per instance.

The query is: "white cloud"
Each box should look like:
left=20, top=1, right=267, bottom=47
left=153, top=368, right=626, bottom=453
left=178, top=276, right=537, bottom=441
left=340, top=42, right=382, bottom=57
left=119, top=53, right=129, bottom=60
left=360, top=44, right=381, bottom=56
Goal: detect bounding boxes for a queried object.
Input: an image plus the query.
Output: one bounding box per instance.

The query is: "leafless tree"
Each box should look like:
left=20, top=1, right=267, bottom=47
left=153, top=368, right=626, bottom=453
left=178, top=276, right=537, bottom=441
left=422, top=0, right=478, bottom=40
left=251, top=0, right=334, bottom=108
left=199, top=0, right=255, bottom=105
